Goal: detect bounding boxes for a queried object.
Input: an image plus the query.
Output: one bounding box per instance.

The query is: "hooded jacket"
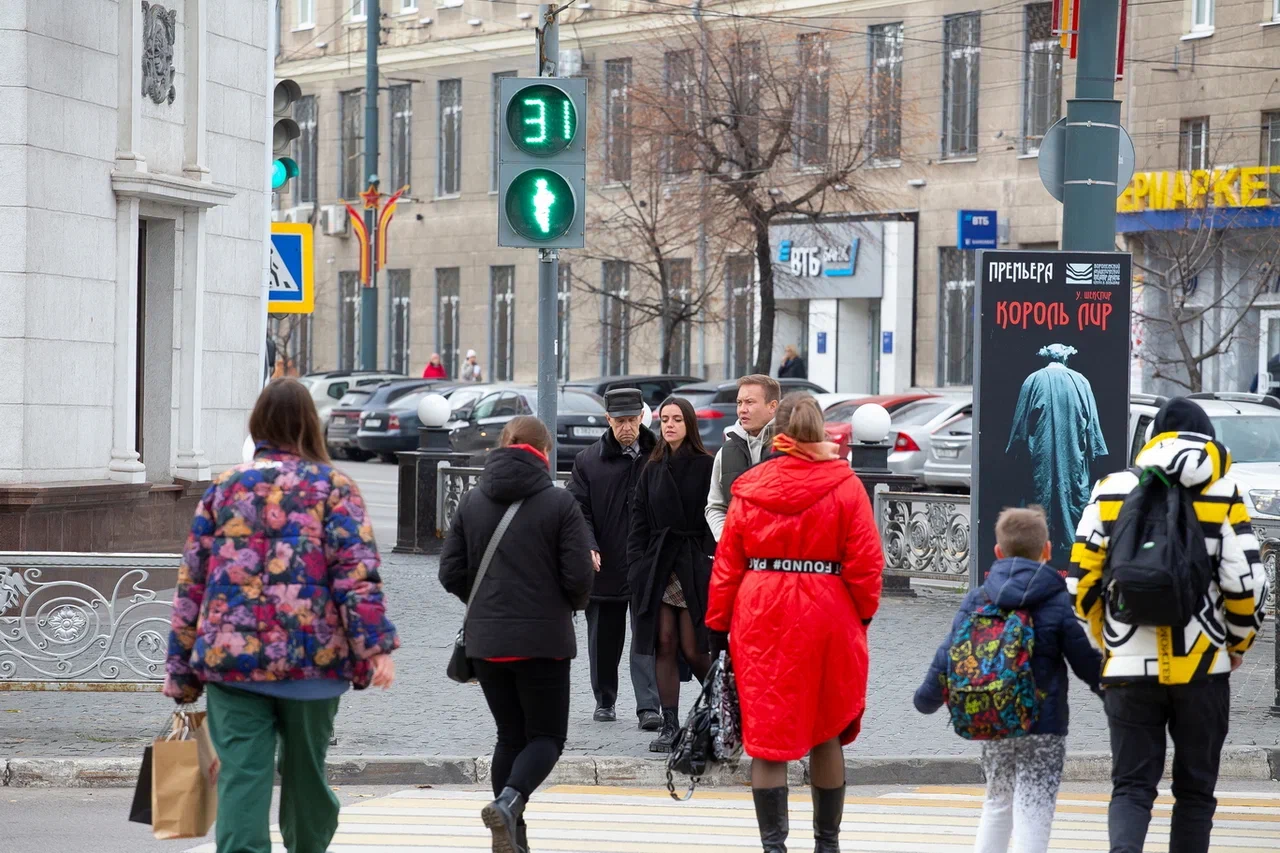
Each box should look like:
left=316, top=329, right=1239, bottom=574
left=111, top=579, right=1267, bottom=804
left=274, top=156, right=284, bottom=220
left=914, top=557, right=1102, bottom=736
left=1068, top=431, right=1269, bottom=685
left=439, top=446, right=595, bottom=659
left=706, top=454, right=883, bottom=762
left=706, top=419, right=776, bottom=541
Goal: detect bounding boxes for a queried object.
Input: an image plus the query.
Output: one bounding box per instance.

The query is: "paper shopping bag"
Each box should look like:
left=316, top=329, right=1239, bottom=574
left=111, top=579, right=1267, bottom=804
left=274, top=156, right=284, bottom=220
left=150, top=711, right=218, bottom=840
left=127, top=745, right=153, bottom=825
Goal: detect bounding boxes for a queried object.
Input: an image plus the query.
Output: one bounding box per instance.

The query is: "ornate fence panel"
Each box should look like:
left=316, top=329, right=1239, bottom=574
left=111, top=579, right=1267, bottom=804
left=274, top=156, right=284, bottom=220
left=0, top=552, right=181, bottom=691
left=875, top=489, right=971, bottom=585
left=437, top=462, right=571, bottom=533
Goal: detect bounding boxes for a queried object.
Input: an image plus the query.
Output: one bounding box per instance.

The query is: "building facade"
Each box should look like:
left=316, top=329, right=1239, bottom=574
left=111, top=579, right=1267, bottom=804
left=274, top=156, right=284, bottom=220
left=0, top=0, right=271, bottom=549
left=273, top=0, right=1280, bottom=397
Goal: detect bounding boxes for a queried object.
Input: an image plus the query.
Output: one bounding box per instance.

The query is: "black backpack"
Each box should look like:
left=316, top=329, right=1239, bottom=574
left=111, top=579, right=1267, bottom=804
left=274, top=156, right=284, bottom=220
left=1102, top=467, right=1215, bottom=628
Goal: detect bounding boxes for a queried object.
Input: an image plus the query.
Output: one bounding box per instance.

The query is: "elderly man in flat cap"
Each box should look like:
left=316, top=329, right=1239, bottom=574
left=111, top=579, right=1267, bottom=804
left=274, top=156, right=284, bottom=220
left=567, top=388, right=661, bottom=730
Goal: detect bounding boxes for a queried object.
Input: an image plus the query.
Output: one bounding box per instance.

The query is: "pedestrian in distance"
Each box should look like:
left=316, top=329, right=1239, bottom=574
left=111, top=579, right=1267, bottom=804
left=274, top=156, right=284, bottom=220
left=706, top=374, right=781, bottom=541
left=777, top=344, right=807, bottom=379
left=706, top=392, right=884, bottom=853
left=626, top=396, right=716, bottom=753
left=164, top=378, right=399, bottom=853
left=423, top=352, right=448, bottom=379
left=461, top=349, right=484, bottom=383
left=1070, top=397, right=1269, bottom=853
left=914, top=506, right=1102, bottom=853
left=439, top=416, right=595, bottom=853
left=567, top=388, right=663, bottom=731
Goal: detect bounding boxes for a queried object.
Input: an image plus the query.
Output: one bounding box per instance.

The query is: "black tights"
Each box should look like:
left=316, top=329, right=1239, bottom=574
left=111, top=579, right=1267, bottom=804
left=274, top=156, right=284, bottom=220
left=473, top=659, right=570, bottom=800
left=656, top=603, right=712, bottom=708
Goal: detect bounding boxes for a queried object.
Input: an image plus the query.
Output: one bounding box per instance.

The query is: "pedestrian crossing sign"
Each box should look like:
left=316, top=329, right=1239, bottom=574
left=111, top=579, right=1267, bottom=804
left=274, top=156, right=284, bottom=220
left=268, top=222, right=314, bottom=314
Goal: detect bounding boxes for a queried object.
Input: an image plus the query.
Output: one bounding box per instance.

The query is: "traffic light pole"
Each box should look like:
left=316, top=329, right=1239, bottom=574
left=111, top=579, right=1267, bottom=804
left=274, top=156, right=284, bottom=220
left=361, top=0, right=380, bottom=372
left=1060, top=0, right=1122, bottom=251
left=537, top=5, right=560, bottom=468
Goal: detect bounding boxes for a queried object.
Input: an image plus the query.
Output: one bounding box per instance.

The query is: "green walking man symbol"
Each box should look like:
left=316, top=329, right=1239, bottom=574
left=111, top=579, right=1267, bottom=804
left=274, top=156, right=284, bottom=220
left=533, top=178, right=556, bottom=234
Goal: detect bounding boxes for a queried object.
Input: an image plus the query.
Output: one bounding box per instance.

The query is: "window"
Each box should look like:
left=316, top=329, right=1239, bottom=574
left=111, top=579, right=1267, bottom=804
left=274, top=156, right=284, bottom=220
left=389, top=84, right=412, bottom=192
left=1179, top=117, right=1210, bottom=170
left=728, top=40, right=761, bottom=167
left=868, top=23, right=903, bottom=161
left=294, top=95, right=318, bottom=204
left=438, top=79, right=462, bottom=197
left=296, top=0, right=314, bottom=27
left=399, top=0, right=419, bottom=12
left=796, top=33, right=830, bottom=167
left=557, top=264, right=572, bottom=379
left=388, top=269, right=411, bottom=375
left=351, top=0, right=367, bottom=20
left=604, top=59, right=633, bottom=182
left=340, top=89, right=364, bottom=200
left=1262, top=112, right=1280, bottom=199
left=490, top=266, right=515, bottom=381
left=727, top=256, right=755, bottom=378
left=663, top=50, right=696, bottom=177
left=602, top=261, right=631, bottom=374
left=338, top=271, right=361, bottom=370
left=1191, top=0, right=1214, bottom=31
left=1274, top=0, right=1280, bottom=24
left=664, top=258, right=693, bottom=376
left=436, top=268, right=460, bottom=378
left=1022, top=4, right=1062, bottom=154
left=942, top=13, right=981, bottom=159
left=491, top=71, right=516, bottom=192
left=938, top=248, right=976, bottom=386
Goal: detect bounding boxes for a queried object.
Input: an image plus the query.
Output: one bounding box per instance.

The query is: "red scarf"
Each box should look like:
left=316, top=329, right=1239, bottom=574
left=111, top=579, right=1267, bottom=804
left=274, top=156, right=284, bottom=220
left=772, top=433, right=841, bottom=462
left=509, top=443, right=550, bottom=468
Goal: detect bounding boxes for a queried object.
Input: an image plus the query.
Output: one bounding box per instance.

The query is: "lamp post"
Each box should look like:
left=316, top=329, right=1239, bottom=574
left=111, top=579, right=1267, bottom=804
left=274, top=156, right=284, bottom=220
left=848, top=404, right=917, bottom=598
left=393, top=394, right=472, bottom=554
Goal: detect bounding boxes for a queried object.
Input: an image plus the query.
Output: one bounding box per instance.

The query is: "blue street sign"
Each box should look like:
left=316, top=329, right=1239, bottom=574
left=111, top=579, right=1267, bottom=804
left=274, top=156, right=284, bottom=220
left=268, top=223, right=315, bottom=314
left=882, top=331, right=893, bottom=355
left=957, top=209, right=998, bottom=250
left=816, top=332, right=828, bottom=354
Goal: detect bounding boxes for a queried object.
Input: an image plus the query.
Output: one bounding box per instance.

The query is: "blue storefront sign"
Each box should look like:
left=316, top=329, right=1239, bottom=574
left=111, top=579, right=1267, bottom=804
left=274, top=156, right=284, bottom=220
left=958, top=210, right=998, bottom=250
left=882, top=331, right=893, bottom=355
left=816, top=332, right=828, bottom=354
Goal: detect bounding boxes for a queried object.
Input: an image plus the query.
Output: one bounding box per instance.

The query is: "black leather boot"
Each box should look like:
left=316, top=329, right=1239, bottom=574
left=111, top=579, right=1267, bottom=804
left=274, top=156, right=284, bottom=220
left=648, top=708, right=680, bottom=753
left=517, top=820, right=529, bottom=852
left=812, top=784, right=844, bottom=853
left=752, top=786, right=789, bottom=853
left=481, top=786, right=525, bottom=853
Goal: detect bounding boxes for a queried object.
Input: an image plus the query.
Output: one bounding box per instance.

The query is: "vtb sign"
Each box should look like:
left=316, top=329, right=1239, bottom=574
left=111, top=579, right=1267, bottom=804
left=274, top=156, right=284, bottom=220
left=497, top=77, right=586, bottom=248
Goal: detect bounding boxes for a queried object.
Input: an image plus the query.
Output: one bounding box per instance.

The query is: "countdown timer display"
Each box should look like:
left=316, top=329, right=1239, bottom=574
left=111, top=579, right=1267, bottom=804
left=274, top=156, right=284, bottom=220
left=504, top=168, right=576, bottom=241
left=505, top=84, right=579, bottom=156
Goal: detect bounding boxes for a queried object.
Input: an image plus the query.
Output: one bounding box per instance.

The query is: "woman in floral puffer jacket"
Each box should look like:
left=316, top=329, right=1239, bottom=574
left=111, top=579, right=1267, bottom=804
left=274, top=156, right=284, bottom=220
left=165, top=378, right=399, bottom=853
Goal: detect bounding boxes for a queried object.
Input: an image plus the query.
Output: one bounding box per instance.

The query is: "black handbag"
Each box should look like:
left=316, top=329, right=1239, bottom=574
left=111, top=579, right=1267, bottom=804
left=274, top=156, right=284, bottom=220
left=447, top=498, right=524, bottom=684
left=666, top=652, right=743, bottom=801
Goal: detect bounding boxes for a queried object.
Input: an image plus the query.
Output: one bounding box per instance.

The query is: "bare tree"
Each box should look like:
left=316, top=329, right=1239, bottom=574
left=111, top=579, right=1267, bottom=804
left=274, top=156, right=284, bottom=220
left=624, top=10, right=879, bottom=374
left=269, top=314, right=309, bottom=376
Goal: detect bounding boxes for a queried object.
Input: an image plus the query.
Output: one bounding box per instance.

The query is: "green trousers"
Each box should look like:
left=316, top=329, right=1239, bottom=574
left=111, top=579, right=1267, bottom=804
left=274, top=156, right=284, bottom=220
left=205, top=683, right=341, bottom=853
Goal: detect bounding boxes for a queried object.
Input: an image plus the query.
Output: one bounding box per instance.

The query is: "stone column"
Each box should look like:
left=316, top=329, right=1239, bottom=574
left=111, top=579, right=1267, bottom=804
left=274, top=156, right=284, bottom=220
left=108, top=196, right=145, bottom=484
left=174, top=207, right=210, bottom=482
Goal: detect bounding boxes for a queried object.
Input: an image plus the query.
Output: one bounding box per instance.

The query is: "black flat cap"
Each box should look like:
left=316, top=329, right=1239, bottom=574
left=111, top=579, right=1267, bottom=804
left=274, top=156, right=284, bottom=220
left=605, top=388, right=644, bottom=418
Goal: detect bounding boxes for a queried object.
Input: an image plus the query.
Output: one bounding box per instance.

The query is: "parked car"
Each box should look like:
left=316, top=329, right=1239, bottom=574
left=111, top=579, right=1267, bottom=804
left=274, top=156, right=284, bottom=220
left=812, top=392, right=869, bottom=412
left=562, top=374, right=703, bottom=409
left=887, top=396, right=972, bottom=482
left=448, top=386, right=610, bottom=471
left=922, top=410, right=973, bottom=490
left=326, top=388, right=379, bottom=461
left=300, top=370, right=405, bottom=433
left=355, top=380, right=459, bottom=463
left=673, top=378, right=830, bottom=454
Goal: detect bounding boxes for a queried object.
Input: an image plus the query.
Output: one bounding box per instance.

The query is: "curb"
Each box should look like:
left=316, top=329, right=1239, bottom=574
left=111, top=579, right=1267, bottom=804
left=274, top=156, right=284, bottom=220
left=4, top=747, right=1279, bottom=788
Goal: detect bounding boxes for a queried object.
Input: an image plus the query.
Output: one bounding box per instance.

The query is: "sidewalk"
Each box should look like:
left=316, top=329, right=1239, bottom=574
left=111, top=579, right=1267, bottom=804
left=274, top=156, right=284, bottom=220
left=1, top=554, right=1276, bottom=783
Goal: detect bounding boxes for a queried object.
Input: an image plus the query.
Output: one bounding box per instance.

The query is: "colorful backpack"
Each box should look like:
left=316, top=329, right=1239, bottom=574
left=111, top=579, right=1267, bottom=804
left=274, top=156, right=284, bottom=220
left=942, top=595, right=1040, bottom=740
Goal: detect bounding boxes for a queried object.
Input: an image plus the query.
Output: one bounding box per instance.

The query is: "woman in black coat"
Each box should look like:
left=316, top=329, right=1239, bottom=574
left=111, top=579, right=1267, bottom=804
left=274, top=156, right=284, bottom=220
left=626, top=396, right=716, bottom=753
left=439, top=416, right=594, bottom=853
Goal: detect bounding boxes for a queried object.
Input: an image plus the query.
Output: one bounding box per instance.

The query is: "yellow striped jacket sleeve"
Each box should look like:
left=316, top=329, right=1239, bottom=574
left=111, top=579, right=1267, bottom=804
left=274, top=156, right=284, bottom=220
left=1218, top=487, right=1269, bottom=654
left=1068, top=484, right=1109, bottom=652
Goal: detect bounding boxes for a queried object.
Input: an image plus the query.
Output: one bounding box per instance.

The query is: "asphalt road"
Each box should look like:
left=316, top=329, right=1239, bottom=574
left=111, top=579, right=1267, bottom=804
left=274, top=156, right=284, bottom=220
left=340, top=458, right=401, bottom=547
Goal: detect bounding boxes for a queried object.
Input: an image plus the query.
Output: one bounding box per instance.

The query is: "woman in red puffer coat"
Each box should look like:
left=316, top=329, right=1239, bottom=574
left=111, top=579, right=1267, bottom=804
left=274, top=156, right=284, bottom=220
left=706, top=392, right=884, bottom=853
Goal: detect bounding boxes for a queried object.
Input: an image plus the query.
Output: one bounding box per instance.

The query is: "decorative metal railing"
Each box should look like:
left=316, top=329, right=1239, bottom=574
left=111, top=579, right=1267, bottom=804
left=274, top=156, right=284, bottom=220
left=875, top=489, right=972, bottom=584
left=436, top=462, right=571, bottom=534
left=0, top=552, right=181, bottom=690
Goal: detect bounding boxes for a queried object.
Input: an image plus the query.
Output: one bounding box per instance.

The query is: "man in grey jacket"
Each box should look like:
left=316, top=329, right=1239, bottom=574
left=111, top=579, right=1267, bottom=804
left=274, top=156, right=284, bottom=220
left=706, top=374, right=780, bottom=540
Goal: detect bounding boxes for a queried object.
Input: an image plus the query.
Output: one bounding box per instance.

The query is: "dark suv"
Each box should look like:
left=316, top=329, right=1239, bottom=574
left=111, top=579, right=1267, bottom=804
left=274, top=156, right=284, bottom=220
left=673, top=378, right=829, bottom=453
left=562, top=375, right=703, bottom=410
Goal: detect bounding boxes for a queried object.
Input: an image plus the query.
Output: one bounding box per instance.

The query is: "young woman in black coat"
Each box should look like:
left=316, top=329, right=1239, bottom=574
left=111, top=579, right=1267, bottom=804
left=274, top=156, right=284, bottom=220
left=439, top=416, right=595, bottom=853
left=626, top=396, right=716, bottom=753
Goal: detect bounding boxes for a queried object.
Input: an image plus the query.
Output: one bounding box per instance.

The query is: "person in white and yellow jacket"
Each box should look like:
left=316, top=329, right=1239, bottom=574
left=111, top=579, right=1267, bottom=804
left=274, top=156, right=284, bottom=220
left=1068, top=397, right=1269, bottom=853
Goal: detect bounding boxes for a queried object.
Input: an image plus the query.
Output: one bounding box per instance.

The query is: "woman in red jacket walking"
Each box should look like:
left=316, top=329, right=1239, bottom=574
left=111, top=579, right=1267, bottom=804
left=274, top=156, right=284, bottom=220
left=706, top=393, right=884, bottom=853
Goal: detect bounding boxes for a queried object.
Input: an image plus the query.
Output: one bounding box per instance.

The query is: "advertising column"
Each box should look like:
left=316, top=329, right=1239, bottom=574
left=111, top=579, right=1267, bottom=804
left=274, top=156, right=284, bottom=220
left=972, top=251, right=1132, bottom=584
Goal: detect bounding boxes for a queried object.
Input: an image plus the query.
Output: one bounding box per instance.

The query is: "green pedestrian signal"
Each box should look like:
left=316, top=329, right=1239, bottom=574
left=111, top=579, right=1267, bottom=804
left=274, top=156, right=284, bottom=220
left=497, top=77, right=586, bottom=249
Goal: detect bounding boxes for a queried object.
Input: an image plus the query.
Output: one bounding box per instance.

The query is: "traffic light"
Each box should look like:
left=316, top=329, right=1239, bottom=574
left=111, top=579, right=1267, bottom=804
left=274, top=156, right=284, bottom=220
left=497, top=77, right=586, bottom=248
left=272, top=79, right=302, bottom=191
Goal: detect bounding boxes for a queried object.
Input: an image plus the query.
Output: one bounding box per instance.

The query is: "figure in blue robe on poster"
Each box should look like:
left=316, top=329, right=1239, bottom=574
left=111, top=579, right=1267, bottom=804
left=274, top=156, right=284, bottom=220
left=1006, top=343, right=1109, bottom=560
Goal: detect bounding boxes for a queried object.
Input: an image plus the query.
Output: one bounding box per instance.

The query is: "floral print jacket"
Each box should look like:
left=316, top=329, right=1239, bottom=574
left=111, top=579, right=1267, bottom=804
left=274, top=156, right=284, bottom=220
left=164, top=445, right=400, bottom=703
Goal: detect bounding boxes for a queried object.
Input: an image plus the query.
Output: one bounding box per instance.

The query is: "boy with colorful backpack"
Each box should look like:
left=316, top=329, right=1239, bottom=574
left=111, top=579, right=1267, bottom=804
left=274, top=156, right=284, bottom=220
left=914, top=507, right=1102, bottom=853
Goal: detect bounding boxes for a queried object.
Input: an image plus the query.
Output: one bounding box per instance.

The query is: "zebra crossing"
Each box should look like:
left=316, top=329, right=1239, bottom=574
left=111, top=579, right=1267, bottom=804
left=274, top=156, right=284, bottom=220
left=187, top=783, right=1280, bottom=852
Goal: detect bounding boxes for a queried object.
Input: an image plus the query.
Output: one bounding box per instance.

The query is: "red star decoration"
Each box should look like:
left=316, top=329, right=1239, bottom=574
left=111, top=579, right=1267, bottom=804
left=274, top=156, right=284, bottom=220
left=360, top=184, right=382, bottom=210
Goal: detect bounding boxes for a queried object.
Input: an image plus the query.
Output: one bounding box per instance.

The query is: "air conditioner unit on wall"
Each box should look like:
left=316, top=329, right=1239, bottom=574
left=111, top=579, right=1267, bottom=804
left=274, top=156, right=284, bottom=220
left=273, top=207, right=298, bottom=223
left=323, top=205, right=350, bottom=237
